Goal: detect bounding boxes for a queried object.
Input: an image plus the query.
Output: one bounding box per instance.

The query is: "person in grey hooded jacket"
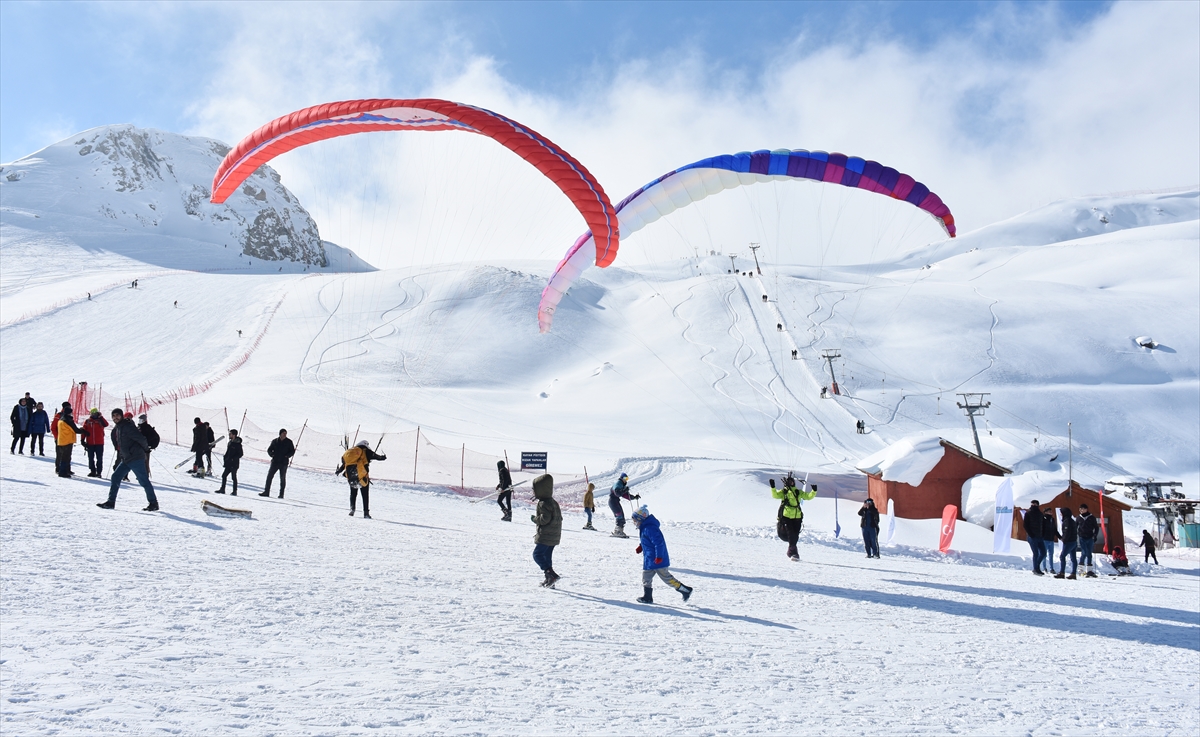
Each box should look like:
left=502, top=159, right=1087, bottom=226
left=530, top=473, right=562, bottom=588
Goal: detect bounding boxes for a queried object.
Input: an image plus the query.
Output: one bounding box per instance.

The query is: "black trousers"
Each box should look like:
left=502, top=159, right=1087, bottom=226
left=86, top=444, right=104, bottom=475
left=55, top=443, right=73, bottom=475
left=1144, top=547, right=1158, bottom=564
left=351, top=484, right=370, bottom=514
left=11, top=432, right=27, bottom=453
left=220, top=467, right=238, bottom=494
left=265, top=462, right=288, bottom=494
left=30, top=433, right=44, bottom=455
left=782, top=516, right=803, bottom=555
left=497, top=489, right=512, bottom=515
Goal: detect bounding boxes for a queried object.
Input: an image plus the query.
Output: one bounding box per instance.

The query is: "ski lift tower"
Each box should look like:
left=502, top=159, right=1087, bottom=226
left=748, top=243, right=762, bottom=275
left=821, top=349, right=842, bottom=395
left=728, top=254, right=738, bottom=274
left=956, top=393, right=991, bottom=458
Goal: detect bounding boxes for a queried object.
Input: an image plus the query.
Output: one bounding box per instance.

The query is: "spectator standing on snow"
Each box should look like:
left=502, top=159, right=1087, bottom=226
left=771, top=475, right=816, bottom=561
left=137, top=414, right=160, bottom=477
left=1138, top=529, right=1159, bottom=565
left=261, top=428, right=295, bottom=498
left=10, top=397, right=30, bottom=454
left=1055, top=508, right=1079, bottom=579
left=1043, top=506, right=1060, bottom=567
left=52, top=403, right=80, bottom=477
left=583, top=482, right=596, bottom=530
left=859, top=497, right=881, bottom=558
left=336, top=440, right=386, bottom=518
left=216, top=429, right=243, bottom=495
left=632, top=505, right=693, bottom=604
left=1022, top=501, right=1047, bottom=575
left=531, top=474, right=562, bottom=588
left=609, top=472, right=639, bottom=538
left=28, top=402, right=49, bottom=456
left=80, top=409, right=109, bottom=478
left=97, top=410, right=158, bottom=511
left=496, top=460, right=514, bottom=521
left=1078, top=504, right=1100, bottom=578
left=189, top=418, right=213, bottom=476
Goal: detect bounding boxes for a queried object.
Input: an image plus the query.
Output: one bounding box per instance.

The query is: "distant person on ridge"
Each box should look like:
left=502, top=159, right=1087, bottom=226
left=632, top=505, right=693, bottom=604
left=52, top=402, right=80, bottom=477
left=1055, top=508, right=1079, bottom=579
left=1022, top=501, right=1047, bottom=575
left=261, top=428, right=295, bottom=498
left=28, top=402, right=50, bottom=456
left=217, top=429, right=243, bottom=495
left=1077, top=503, right=1100, bottom=578
left=859, top=497, right=881, bottom=558
left=583, top=482, right=596, bottom=530
left=97, top=409, right=158, bottom=512
left=771, top=475, right=816, bottom=561
left=531, top=474, right=562, bottom=588
left=609, top=472, right=639, bottom=538
left=10, top=397, right=30, bottom=455
left=496, top=460, right=514, bottom=522
left=336, top=440, right=386, bottom=518
left=1138, top=529, right=1159, bottom=565
left=80, top=408, right=109, bottom=478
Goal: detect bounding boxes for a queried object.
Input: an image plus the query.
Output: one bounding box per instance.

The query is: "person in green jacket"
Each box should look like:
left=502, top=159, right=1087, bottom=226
left=771, top=474, right=817, bottom=561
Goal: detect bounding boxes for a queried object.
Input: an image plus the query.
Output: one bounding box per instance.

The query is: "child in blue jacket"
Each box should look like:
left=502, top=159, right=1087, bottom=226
left=632, top=505, right=693, bottom=604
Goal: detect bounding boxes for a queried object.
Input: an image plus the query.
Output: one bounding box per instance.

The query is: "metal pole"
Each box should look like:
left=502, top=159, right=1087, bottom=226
left=461, top=443, right=465, bottom=491
left=174, top=399, right=178, bottom=445
left=238, top=410, right=247, bottom=436
left=290, top=420, right=307, bottom=467
left=223, top=407, right=230, bottom=436
left=414, top=427, right=420, bottom=484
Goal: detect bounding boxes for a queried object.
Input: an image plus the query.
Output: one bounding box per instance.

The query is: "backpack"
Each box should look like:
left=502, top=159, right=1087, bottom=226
left=141, top=423, right=160, bottom=449
left=776, top=489, right=803, bottom=540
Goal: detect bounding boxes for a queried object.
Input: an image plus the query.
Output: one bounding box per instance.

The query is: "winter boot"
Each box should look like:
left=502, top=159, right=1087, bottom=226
left=143, top=503, right=159, bottom=512
left=96, top=501, right=115, bottom=510
left=636, top=587, right=653, bottom=604
left=349, top=509, right=355, bottom=516
left=611, top=525, right=629, bottom=538
left=545, top=569, right=560, bottom=588
left=216, top=488, right=226, bottom=494
left=258, top=491, right=270, bottom=497
left=679, top=584, right=693, bottom=602
left=363, top=511, right=371, bottom=519
left=1067, top=573, right=1077, bottom=580
left=1054, top=572, right=1065, bottom=579
left=278, top=491, right=284, bottom=499
left=583, top=523, right=595, bottom=530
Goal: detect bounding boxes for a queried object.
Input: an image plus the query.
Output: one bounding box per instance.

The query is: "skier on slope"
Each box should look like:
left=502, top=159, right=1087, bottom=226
left=531, top=474, right=562, bottom=588
left=496, top=460, right=514, bottom=522
left=771, top=475, right=816, bottom=561
left=632, top=505, right=692, bottom=604
left=336, top=440, right=386, bottom=519
left=609, top=472, right=639, bottom=538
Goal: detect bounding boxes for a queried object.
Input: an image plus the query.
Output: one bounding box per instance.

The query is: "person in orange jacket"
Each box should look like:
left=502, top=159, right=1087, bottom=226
left=52, top=402, right=80, bottom=478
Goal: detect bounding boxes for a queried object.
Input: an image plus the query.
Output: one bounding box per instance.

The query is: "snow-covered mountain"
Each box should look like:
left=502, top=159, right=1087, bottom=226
left=0, top=124, right=367, bottom=268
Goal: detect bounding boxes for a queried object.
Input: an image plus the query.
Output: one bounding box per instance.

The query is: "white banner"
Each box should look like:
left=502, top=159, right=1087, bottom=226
left=886, top=499, right=896, bottom=544
left=993, top=478, right=1014, bottom=553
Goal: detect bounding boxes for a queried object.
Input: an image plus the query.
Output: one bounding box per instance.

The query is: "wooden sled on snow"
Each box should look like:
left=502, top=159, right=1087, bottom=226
left=201, top=499, right=253, bottom=519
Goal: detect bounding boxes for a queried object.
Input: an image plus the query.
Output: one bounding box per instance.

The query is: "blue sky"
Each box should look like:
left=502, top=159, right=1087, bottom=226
left=1, top=1, right=1112, bottom=163
left=2, top=0, right=1196, bottom=238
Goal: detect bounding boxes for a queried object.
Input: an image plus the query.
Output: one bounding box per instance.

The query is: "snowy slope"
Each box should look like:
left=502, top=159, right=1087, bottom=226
left=1, top=451, right=1197, bottom=735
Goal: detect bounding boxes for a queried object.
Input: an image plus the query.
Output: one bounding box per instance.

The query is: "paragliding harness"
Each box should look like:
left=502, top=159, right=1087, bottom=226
left=775, top=476, right=804, bottom=541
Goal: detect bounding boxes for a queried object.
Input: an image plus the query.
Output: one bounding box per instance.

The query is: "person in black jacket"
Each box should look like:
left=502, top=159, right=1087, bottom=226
left=189, top=418, right=213, bottom=476
left=1022, top=501, right=1047, bottom=575
left=1138, top=529, right=1159, bottom=564
left=137, top=414, right=160, bottom=478
left=97, top=410, right=158, bottom=511
left=10, top=397, right=30, bottom=454
left=496, top=460, right=514, bottom=521
left=1055, top=508, right=1079, bottom=579
left=217, top=430, right=243, bottom=495
left=859, top=498, right=881, bottom=558
left=1042, top=506, right=1060, bottom=570
left=1077, top=503, right=1100, bottom=578
left=261, top=428, right=295, bottom=498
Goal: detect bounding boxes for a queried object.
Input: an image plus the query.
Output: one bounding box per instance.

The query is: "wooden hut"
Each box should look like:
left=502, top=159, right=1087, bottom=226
left=865, top=439, right=1010, bottom=520
left=1012, top=480, right=1134, bottom=553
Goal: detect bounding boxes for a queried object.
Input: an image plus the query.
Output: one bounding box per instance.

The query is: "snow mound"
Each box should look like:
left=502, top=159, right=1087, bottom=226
left=856, top=436, right=945, bottom=486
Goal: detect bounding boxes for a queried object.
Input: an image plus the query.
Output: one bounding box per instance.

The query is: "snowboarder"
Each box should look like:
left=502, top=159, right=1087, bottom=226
left=1043, top=506, right=1060, bottom=568
left=336, top=440, right=386, bottom=518
left=496, top=460, right=514, bottom=521
left=80, top=408, right=109, bottom=478
left=530, top=473, right=562, bottom=587
left=1055, top=508, right=1079, bottom=579
left=1077, top=503, right=1100, bottom=578
left=97, top=409, right=158, bottom=511
left=137, top=414, right=160, bottom=477
left=582, top=482, right=596, bottom=530
left=859, top=497, right=881, bottom=558
left=28, top=402, right=49, bottom=456
left=632, top=505, right=692, bottom=604
left=1111, top=546, right=1132, bottom=575
left=217, top=429, right=243, bottom=495
left=1022, top=501, right=1047, bottom=575
left=1138, top=529, right=1159, bottom=564
left=609, top=472, right=639, bottom=538
left=189, top=418, right=214, bottom=476
left=10, top=397, right=30, bottom=454
left=771, top=475, right=816, bottom=561
left=52, top=402, right=80, bottom=477
left=261, top=428, right=294, bottom=498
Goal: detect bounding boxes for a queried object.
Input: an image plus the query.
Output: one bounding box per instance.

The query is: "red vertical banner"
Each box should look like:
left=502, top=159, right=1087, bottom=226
left=939, top=504, right=958, bottom=553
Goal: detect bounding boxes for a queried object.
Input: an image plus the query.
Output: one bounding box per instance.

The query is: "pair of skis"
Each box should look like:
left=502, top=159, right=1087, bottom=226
left=174, top=435, right=227, bottom=469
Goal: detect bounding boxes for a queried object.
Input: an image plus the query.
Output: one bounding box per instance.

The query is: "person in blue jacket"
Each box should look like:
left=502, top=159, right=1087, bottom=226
left=609, top=472, right=639, bottom=538
left=632, top=505, right=692, bottom=604
left=27, top=402, right=50, bottom=456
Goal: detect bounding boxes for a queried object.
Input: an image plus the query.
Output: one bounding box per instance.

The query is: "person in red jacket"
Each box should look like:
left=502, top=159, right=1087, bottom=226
left=80, top=409, right=109, bottom=478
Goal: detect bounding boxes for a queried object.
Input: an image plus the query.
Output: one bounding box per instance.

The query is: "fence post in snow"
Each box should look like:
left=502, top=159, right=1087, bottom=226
left=223, top=407, right=230, bottom=435
left=291, top=420, right=307, bottom=468
left=174, top=399, right=178, bottom=445
left=413, top=427, right=420, bottom=484
left=238, top=410, right=247, bottom=436
left=461, top=443, right=465, bottom=490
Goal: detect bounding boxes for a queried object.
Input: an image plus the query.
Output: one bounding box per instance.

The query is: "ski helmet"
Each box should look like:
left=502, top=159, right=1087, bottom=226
left=619, top=472, right=629, bottom=482
left=632, top=505, right=649, bottom=523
